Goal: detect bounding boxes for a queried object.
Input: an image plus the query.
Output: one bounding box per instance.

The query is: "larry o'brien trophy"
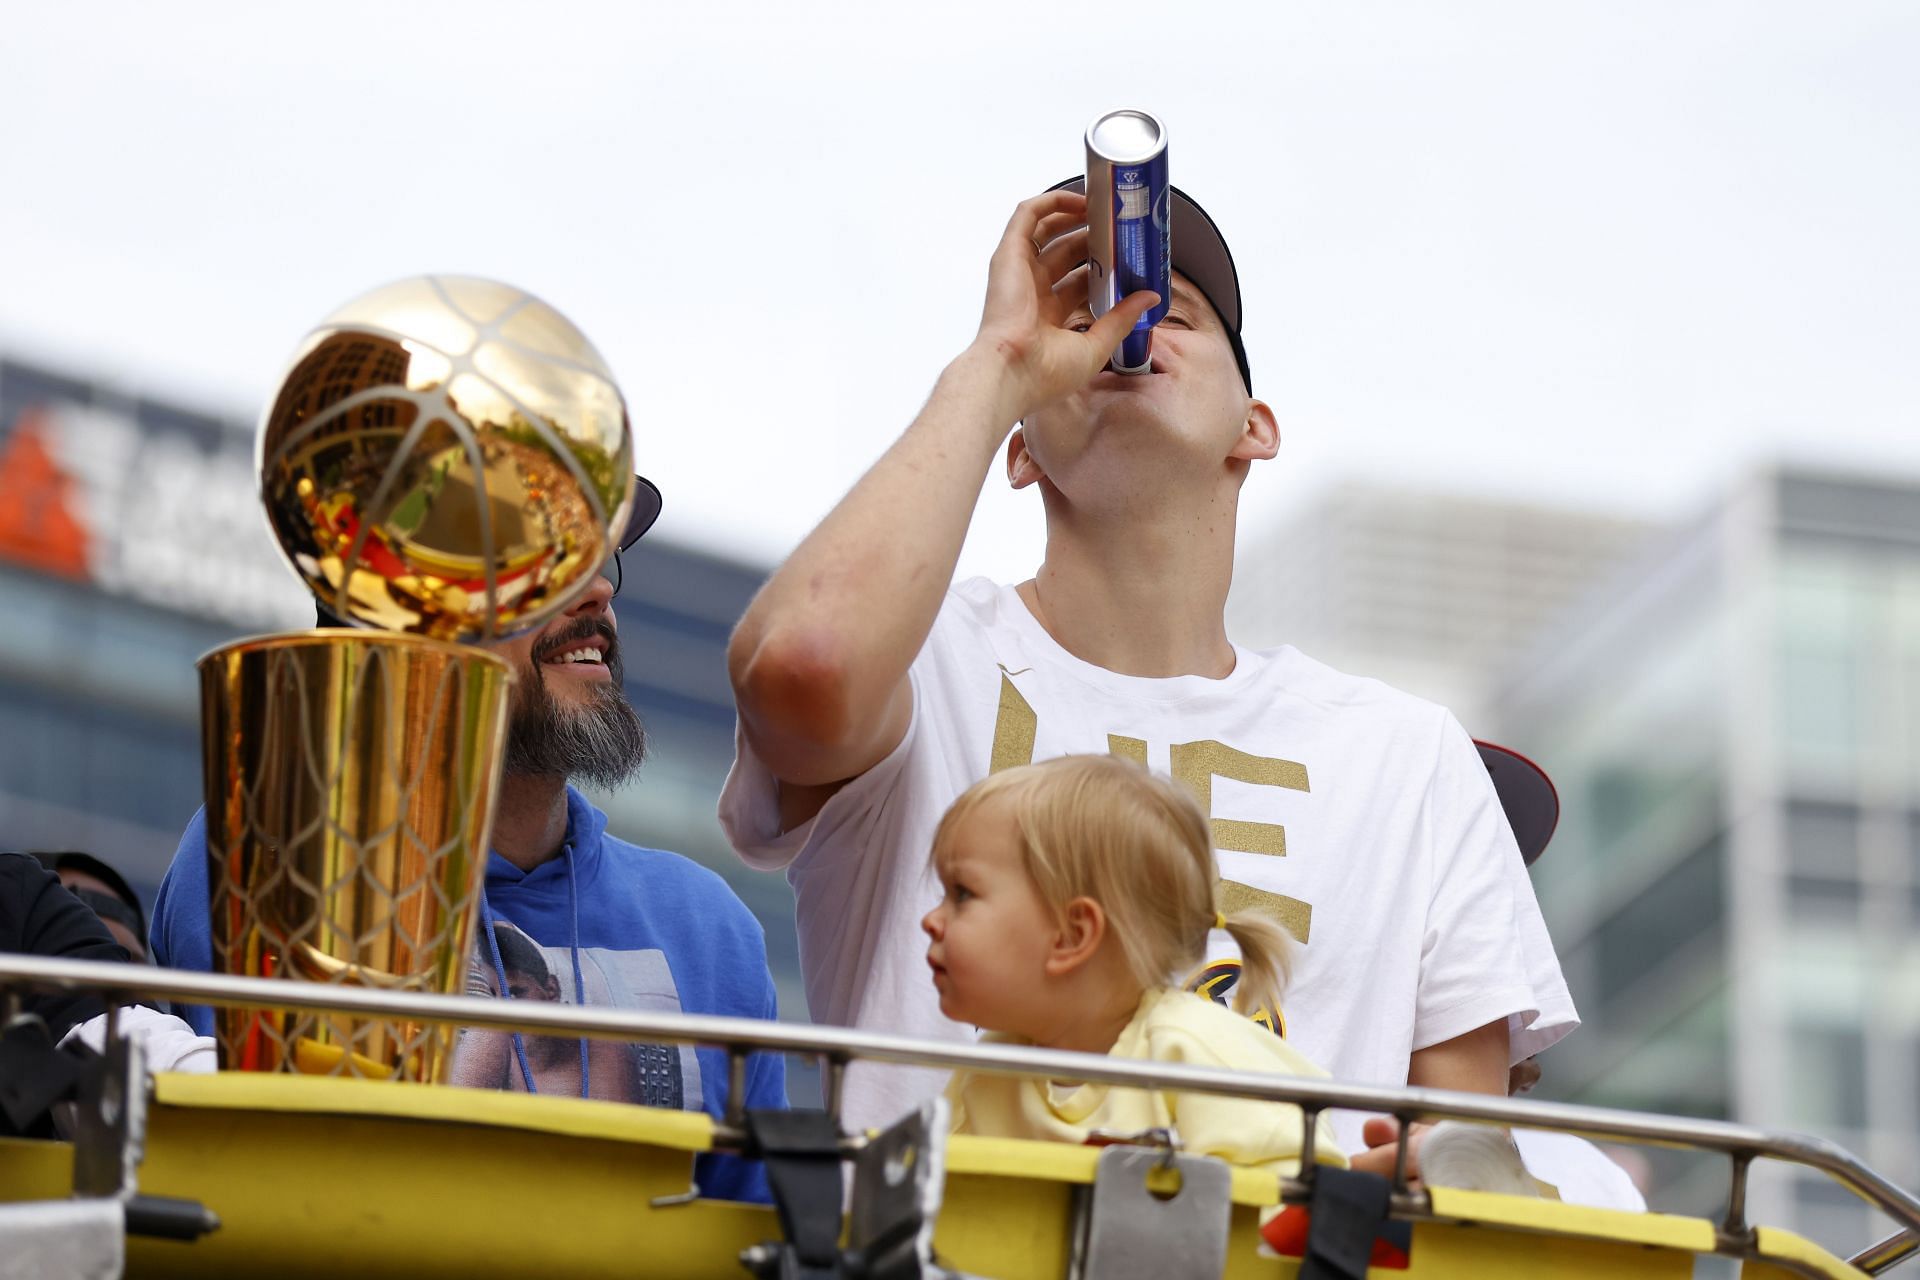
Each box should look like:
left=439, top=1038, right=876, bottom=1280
left=199, top=275, right=636, bottom=1081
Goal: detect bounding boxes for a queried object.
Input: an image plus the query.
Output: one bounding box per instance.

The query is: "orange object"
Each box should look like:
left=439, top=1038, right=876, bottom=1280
left=0, top=407, right=92, bottom=580
left=1260, top=1203, right=1412, bottom=1269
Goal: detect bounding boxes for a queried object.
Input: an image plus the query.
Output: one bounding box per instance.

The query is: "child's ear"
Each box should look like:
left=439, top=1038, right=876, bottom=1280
left=1045, top=897, right=1108, bottom=977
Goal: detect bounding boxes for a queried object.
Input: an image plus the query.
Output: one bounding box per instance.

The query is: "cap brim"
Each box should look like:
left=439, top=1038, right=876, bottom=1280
left=35, top=850, right=148, bottom=939
left=1046, top=178, right=1242, bottom=335
left=1475, top=741, right=1560, bottom=867
left=620, top=474, right=663, bottom=550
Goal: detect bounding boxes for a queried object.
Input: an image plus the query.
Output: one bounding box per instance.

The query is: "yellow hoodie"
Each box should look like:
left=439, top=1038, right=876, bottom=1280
left=946, top=987, right=1347, bottom=1179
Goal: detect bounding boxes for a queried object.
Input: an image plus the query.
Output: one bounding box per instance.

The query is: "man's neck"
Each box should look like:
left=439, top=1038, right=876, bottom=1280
left=490, top=773, right=571, bottom=872
left=1023, top=489, right=1238, bottom=679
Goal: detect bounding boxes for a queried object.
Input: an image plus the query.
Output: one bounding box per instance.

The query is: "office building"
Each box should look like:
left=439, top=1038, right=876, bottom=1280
left=1498, top=467, right=1920, bottom=1252
left=1229, top=482, right=1656, bottom=732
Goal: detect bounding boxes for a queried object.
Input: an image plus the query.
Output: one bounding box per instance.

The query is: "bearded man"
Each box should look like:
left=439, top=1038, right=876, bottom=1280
left=149, top=491, right=785, bottom=1201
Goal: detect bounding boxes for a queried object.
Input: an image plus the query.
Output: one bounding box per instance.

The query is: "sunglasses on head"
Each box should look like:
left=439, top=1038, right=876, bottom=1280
left=603, top=474, right=663, bottom=601
left=315, top=476, right=662, bottom=623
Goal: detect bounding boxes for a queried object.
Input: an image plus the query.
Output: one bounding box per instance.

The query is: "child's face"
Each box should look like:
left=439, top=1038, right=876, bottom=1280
left=921, top=803, right=1060, bottom=1036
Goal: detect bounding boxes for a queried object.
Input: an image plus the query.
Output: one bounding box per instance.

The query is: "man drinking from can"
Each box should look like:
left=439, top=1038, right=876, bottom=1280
left=722, top=163, right=1576, bottom=1177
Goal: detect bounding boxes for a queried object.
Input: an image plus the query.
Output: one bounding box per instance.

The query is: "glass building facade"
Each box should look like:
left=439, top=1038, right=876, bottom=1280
left=1228, top=481, right=1656, bottom=732
left=1497, top=468, right=1920, bottom=1254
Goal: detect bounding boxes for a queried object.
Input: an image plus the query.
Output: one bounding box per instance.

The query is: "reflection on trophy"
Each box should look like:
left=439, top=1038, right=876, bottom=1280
left=200, top=275, right=635, bottom=1081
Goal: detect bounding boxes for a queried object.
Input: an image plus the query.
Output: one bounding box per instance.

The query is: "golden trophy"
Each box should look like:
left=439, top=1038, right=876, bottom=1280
left=200, top=275, right=635, bottom=1081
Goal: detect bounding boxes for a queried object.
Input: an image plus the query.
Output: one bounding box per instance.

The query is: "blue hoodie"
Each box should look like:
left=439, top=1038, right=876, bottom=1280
left=151, top=786, right=785, bottom=1203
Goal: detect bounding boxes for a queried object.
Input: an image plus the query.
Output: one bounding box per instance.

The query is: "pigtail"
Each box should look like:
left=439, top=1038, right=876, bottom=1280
left=1219, top=911, right=1296, bottom=1023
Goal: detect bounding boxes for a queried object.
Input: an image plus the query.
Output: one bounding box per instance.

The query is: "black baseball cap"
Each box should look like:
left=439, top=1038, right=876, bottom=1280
left=1046, top=177, right=1251, bottom=395
left=1475, top=742, right=1560, bottom=866
left=315, top=474, right=661, bottom=628
left=614, top=473, right=665, bottom=552
left=33, top=850, right=148, bottom=944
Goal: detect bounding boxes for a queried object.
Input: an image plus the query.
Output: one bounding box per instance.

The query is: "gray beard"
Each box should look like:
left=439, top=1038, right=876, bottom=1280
left=503, top=661, right=648, bottom=788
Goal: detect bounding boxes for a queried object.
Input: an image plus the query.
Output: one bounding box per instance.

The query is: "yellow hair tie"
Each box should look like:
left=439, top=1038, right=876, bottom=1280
left=1213, top=911, right=1227, bottom=931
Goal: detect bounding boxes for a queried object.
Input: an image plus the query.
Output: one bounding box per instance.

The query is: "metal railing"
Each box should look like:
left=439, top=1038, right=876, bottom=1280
left=3, top=953, right=1916, bottom=1275
left=1857, top=1231, right=1920, bottom=1276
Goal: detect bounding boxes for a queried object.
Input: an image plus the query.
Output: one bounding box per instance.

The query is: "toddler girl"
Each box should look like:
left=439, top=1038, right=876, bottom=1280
left=922, top=754, right=1343, bottom=1180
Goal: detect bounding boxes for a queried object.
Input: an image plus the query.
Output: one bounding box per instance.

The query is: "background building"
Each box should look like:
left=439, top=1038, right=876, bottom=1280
left=1496, top=466, right=1920, bottom=1255
left=1231, top=471, right=1919, bottom=1255
left=1228, top=482, right=1657, bottom=732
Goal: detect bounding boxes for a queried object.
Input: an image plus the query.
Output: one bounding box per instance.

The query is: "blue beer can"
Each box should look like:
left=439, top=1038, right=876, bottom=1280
left=1084, top=109, right=1170, bottom=374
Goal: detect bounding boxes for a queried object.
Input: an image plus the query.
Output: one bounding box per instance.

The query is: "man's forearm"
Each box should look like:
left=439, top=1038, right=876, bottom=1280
left=728, top=346, right=1018, bottom=785
left=1407, top=1017, right=1511, bottom=1094
left=1349, top=1019, right=1512, bottom=1178
left=728, top=189, right=1158, bottom=788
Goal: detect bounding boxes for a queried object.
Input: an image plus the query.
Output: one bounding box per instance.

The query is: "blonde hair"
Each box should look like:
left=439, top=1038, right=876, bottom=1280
left=930, top=754, right=1293, bottom=1017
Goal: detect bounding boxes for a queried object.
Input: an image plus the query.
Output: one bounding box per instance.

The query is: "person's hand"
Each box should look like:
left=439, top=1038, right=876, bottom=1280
left=966, top=189, right=1160, bottom=424
left=1349, top=1116, right=1433, bottom=1185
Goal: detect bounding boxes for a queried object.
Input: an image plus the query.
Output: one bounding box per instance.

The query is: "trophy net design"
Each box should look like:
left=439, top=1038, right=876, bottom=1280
left=199, top=274, right=635, bottom=1082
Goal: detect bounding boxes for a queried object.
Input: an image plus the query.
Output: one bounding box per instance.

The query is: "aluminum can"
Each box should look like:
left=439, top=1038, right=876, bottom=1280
left=1084, top=109, right=1171, bottom=374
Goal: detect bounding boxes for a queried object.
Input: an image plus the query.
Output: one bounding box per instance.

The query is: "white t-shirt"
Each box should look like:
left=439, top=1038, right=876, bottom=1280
left=720, top=578, right=1577, bottom=1145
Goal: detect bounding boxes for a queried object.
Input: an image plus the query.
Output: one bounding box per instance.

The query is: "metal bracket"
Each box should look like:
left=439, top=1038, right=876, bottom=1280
left=739, top=1101, right=976, bottom=1280
left=70, top=1023, right=220, bottom=1243
left=1085, top=1125, right=1182, bottom=1167
left=1716, top=1151, right=1757, bottom=1255
left=648, top=1183, right=703, bottom=1209
left=1075, top=1145, right=1232, bottom=1280
left=71, top=1028, right=147, bottom=1201
left=844, top=1098, right=952, bottom=1280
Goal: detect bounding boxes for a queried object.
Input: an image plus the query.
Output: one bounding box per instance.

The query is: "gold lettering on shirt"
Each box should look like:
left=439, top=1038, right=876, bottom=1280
left=989, top=670, right=1037, bottom=775
left=1217, top=877, right=1313, bottom=944
left=1173, top=740, right=1313, bottom=942
left=1169, top=739, right=1307, bottom=856
left=986, top=693, right=1315, bottom=942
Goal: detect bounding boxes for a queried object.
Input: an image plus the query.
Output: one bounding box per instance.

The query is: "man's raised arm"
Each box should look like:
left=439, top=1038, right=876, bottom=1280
left=726, top=191, right=1158, bottom=813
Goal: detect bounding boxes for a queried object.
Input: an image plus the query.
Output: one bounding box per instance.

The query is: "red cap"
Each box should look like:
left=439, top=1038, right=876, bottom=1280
left=1474, top=741, right=1559, bottom=866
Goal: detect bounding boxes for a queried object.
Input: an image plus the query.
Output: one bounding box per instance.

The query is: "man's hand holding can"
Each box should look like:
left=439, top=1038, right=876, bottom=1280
left=964, top=189, right=1161, bottom=429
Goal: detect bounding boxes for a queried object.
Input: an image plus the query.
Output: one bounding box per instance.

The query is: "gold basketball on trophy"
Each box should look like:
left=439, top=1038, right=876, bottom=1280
left=202, top=275, right=636, bottom=1082
left=257, top=274, right=635, bottom=641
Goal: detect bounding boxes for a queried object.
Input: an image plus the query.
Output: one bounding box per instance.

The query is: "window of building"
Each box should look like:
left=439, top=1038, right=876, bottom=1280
left=1591, top=836, right=1724, bottom=1006
left=1778, top=550, right=1871, bottom=790
left=0, top=681, right=203, bottom=837
left=1781, top=648, right=1861, bottom=787
left=1788, top=1026, right=1869, bottom=1131
left=1908, top=810, right=1920, bottom=903
left=1892, top=563, right=1920, bottom=794
left=1786, top=799, right=1860, bottom=879
left=1791, top=1168, right=1886, bottom=1262
left=1543, top=980, right=1729, bottom=1120
left=1787, top=875, right=1863, bottom=927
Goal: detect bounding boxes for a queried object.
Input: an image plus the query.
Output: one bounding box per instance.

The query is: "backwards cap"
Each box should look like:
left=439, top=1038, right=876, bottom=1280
left=1047, top=177, right=1251, bottom=395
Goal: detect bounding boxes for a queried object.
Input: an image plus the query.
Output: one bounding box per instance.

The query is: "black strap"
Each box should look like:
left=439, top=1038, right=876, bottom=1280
left=1299, top=1168, right=1394, bottom=1280
left=67, top=887, right=142, bottom=937
left=746, top=1109, right=846, bottom=1278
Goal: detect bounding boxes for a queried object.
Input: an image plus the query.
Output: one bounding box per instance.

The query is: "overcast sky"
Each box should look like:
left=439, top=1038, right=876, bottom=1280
left=4, top=2, right=1916, bottom=585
